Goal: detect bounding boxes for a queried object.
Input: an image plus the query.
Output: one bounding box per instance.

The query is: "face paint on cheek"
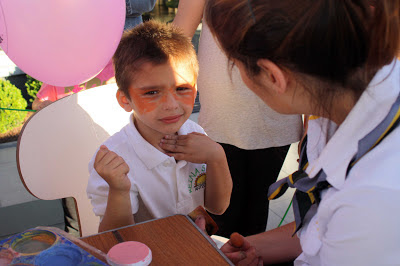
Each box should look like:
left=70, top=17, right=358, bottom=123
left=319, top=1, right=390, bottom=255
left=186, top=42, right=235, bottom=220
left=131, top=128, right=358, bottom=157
left=130, top=93, right=158, bottom=114
left=176, top=89, right=196, bottom=108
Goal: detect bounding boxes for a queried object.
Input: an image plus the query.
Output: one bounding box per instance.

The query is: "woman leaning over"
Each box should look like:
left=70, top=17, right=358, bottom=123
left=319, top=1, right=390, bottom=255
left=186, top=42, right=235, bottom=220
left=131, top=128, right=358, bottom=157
left=205, top=0, right=400, bottom=265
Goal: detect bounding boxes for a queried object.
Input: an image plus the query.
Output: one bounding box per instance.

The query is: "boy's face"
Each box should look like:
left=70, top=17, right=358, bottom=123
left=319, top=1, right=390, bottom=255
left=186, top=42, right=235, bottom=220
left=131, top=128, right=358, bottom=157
left=117, top=59, right=197, bottom=138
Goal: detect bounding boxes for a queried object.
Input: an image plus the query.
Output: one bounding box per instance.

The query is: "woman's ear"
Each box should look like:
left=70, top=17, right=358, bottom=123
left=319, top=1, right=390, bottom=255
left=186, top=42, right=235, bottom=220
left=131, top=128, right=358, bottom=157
left=257, top=59, right=287, bottom=94
left=116, top=90, right=133, bottom=112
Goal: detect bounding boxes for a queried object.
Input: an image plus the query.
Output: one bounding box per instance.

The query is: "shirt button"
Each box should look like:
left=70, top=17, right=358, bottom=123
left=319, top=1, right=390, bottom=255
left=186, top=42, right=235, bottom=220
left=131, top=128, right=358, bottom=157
left=163, top=161, right=170, bottom=167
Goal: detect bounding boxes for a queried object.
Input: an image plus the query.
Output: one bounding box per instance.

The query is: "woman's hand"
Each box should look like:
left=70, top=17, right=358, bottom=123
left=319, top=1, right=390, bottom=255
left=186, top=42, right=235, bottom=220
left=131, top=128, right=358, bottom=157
left=221, top=233, right=263, bottom=266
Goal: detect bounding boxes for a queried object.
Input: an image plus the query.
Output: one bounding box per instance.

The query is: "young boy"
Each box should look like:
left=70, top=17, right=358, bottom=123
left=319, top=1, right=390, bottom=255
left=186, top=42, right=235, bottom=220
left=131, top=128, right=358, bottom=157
left=87, top=20, right=232, bottom=233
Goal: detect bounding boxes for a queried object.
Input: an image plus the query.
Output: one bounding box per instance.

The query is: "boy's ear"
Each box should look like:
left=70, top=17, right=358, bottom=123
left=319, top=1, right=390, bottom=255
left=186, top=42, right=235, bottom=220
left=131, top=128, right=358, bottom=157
left=116, top=90, right=133, bottom=112
left=256, top=59, right=287, bottom=94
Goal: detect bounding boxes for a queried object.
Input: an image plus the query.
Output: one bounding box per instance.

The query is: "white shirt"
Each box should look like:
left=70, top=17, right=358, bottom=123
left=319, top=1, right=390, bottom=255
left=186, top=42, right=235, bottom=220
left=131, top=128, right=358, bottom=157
left=197, top=21, right=302, bottom=150
left=87, top=115, right=207, bottom=223
left=295, top=61, right=400, bottom=265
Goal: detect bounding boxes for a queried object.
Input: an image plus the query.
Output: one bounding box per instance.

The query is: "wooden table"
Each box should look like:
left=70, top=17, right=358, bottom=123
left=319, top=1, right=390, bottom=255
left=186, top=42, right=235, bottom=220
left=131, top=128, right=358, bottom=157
left=80, top=215, right=232, bottom=265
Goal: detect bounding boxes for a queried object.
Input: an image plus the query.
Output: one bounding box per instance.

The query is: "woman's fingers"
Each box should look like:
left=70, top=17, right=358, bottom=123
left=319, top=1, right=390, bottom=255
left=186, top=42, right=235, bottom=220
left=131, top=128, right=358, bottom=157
left=238, top=247, right=259, bottom=265
left=225, top=251, right=247, bottom=265
left=230, top=232, right=245, bottom=248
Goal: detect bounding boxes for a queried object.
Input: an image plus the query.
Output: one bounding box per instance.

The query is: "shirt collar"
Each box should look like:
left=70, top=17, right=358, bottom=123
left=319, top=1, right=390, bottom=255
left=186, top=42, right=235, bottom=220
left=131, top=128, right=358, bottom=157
left=125, top=114, right=170, bottom=169
left=307, top=60, right=400, bottom=189
left=125, top=114, right=192, bottom=169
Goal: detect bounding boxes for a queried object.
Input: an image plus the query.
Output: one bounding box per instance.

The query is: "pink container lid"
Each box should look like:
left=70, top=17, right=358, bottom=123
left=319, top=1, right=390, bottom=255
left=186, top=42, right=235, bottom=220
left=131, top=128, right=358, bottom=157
left=107, top=241, right=152, bottom=266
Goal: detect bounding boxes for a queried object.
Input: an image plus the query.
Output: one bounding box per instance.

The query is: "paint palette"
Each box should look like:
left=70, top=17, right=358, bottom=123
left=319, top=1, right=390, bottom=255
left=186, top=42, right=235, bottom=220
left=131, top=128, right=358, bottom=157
left=0, top=227, right=107, bottom=265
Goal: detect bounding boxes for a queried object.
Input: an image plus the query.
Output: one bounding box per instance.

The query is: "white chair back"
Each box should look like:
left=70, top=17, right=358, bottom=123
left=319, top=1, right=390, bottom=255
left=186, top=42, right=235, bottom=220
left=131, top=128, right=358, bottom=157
left=17, top=84, right=130, bottom=237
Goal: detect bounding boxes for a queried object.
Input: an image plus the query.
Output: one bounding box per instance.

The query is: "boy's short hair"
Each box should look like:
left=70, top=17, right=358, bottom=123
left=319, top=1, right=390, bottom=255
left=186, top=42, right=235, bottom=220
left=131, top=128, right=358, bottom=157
left=113, top=20, right=199, bottom=98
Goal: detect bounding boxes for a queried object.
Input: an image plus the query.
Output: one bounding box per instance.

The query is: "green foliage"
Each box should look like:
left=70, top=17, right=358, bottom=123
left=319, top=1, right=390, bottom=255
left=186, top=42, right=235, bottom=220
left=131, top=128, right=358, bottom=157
left=0, top=79, right=27, bottom=133
left=25, top=75, right=43, bottom=102
left=165, top=0, right=179, bottom=8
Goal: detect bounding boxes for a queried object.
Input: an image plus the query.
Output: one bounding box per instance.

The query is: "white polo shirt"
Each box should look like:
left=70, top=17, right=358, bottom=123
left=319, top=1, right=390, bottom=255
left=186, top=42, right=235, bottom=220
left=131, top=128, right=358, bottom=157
left=295, top=61, right=400, bottom=265
left=87, top=115, right=207, bottom=223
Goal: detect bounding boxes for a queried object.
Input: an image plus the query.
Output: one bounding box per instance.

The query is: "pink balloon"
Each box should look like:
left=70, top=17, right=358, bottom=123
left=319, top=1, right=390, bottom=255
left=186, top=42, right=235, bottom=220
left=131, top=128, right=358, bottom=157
left=0, top=0, right=125, bottom=87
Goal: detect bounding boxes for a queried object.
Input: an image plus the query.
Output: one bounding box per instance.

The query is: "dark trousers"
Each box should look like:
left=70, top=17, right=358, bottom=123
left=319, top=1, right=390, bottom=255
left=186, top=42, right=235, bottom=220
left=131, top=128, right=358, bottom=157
left=62, top=197, right=80, bottom=237
left=209, top=143, right=290, bottom=238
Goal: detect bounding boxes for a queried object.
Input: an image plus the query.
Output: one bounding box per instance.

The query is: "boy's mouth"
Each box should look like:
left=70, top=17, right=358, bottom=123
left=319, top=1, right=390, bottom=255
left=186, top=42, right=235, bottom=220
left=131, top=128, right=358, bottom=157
left=160, top=114, right=183, bottom=124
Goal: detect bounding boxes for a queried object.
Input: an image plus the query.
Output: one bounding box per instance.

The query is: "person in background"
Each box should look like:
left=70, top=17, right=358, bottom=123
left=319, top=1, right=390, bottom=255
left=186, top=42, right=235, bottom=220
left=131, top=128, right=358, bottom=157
left=205, top=0, right=400, bottom=265
left=173, top=0, right=302, bottom=238
left=124, top=0, right=157, bottom=30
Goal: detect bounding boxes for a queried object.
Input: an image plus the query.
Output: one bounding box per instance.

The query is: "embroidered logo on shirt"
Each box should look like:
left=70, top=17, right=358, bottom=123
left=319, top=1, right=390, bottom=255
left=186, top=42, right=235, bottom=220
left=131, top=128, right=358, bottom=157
left=194, top=173, right=206, bottom=191
left=188, top=165, right=206, bottom=193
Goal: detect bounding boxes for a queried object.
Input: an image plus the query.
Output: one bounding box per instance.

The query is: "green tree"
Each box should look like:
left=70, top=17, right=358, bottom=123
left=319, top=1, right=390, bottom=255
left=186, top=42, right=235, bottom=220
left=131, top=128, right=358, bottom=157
left=0, top=79, right=27, bottom=133
left=25, top=75, right=43, bottom=102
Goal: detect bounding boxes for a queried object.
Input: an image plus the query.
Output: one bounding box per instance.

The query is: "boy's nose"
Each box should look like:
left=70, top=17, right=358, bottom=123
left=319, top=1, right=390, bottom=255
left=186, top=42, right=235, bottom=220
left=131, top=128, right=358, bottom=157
left=162, top=92, right=179, bottom=110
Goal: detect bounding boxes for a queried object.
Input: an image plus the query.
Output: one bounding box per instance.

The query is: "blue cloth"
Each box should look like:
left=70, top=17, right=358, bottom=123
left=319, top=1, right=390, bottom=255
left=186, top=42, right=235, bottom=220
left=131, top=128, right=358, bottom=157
left=124, top=0, right=157, bottom=30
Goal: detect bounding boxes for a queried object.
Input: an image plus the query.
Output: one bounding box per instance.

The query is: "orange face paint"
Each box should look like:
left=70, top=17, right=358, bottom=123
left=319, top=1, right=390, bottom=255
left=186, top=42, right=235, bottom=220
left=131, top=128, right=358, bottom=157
left=130, top=90, right=159, bottom=114
left=126, top=60, right=197, bottom=115
left=130, top=86, right=196, bottom=114
left=176, top=87, right=197, bottom=107
left=124, top=61, right=198, bottom=139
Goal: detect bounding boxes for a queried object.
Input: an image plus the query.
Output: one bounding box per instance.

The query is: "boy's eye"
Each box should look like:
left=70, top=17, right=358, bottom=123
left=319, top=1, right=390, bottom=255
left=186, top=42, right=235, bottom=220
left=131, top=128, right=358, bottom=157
left=144, top=90, right=158, bottom=95
left=176, top=87, right=190, bottom=91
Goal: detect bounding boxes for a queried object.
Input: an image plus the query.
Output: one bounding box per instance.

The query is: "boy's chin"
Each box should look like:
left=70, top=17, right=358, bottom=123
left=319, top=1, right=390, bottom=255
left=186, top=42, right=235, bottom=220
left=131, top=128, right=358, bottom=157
left=161, top=128, right=180, bottom=136
left=160, top=123, right=184, bottom=135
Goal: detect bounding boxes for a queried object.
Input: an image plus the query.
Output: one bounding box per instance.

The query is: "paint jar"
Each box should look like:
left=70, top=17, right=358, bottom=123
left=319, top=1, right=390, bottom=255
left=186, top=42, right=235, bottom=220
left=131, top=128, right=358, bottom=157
left=10, top=230, right=57, bottom=255
left=107, top=241, right=152, bottom=266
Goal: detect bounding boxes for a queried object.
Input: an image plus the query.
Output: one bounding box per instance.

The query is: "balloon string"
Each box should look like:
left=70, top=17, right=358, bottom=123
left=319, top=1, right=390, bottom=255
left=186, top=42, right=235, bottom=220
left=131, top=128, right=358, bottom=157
left=0, top=107, right=36, bottom=112
left=277, top=199, right=293, bottom=227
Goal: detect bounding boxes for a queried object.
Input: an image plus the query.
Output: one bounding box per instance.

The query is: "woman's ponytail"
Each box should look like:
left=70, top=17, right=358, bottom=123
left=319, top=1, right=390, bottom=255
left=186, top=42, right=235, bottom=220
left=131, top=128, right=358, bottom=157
left=367, top=0, right=400, bottom=69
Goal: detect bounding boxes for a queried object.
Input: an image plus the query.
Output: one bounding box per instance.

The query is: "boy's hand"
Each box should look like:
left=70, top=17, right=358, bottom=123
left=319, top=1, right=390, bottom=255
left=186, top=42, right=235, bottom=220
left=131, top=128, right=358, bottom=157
left=94, top=145, right=131, bottom=192
left=221, top=233, right=262, bottom=265
left=159, top=132, right=223, bottom=164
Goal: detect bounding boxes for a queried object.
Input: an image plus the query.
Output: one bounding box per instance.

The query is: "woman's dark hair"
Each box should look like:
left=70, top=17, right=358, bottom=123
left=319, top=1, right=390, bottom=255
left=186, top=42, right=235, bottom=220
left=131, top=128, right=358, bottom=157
left=205, top=0, right=400, bottom=109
